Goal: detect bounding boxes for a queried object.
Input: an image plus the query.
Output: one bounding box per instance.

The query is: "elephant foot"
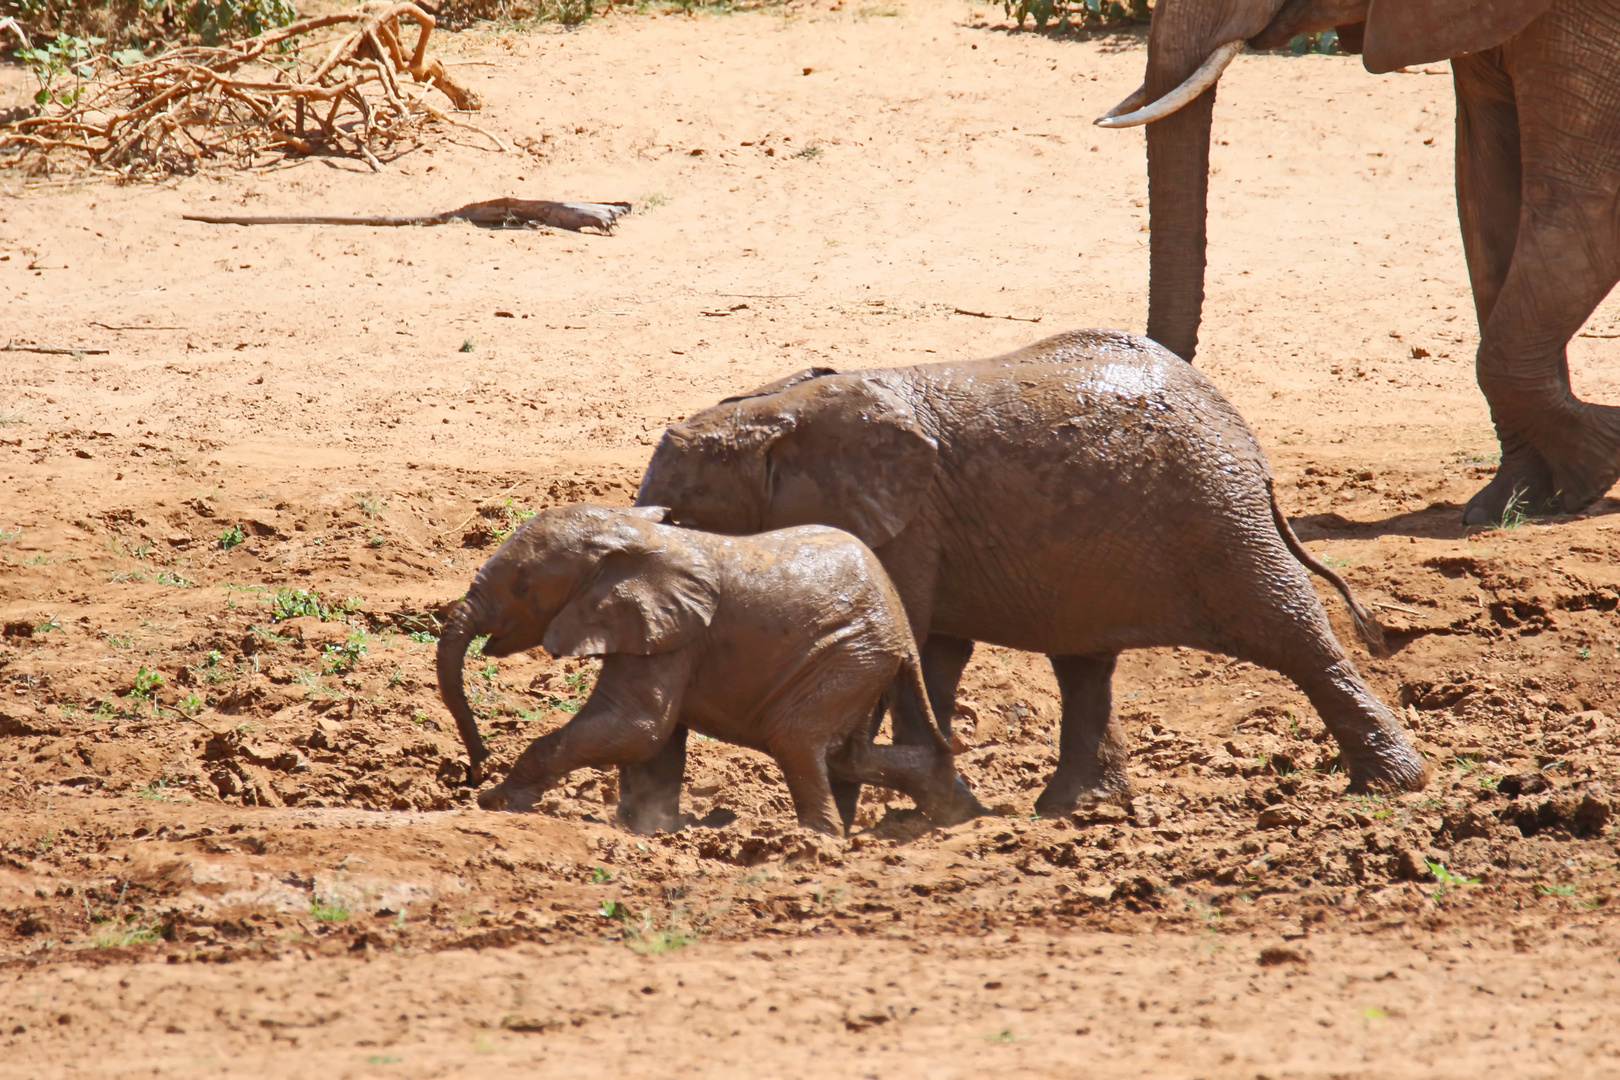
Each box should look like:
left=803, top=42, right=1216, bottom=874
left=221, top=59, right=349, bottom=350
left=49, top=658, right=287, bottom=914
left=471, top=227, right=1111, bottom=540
left=478, top=778, right=544, bottom=812
left=921, top=774, right=989, bottom=828
left=1339, top=735, right=1430, bottom=794
left=1033, top=772, right=1132, bottom=817
left=615, top=800, right=686, bottom=835
left=1467, top=403, right=1620, bottom=523
left=1462, top=440, right=1561, bottom=526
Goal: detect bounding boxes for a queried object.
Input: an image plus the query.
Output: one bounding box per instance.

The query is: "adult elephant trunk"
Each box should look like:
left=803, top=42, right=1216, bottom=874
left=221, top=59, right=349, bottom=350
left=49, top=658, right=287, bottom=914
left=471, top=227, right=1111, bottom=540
left=1097, top=0, right=1287, bottom=362
left=1145, top=89, right=1218, bottom=362
left=437, top=599, right=491, bottom=784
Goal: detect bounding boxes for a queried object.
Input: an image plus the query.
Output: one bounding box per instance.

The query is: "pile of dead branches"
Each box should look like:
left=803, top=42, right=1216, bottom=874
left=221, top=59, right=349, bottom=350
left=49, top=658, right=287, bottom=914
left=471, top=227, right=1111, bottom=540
left=0, top=1, right=504, bottom=178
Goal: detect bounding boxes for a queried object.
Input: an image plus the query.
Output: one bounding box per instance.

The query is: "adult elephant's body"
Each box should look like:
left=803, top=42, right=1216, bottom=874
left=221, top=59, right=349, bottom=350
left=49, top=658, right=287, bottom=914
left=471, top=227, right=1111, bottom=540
left=631, top=329, right=1427, bottom=819
left=1104, top=0, right=1620, bottom=524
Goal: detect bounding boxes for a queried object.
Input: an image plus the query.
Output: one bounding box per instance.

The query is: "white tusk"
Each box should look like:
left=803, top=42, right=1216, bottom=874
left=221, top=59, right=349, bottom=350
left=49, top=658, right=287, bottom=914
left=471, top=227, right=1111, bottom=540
left=1093, top=40, right=1244, bottom=129
left=1098, top=83, right=1148, bottom=121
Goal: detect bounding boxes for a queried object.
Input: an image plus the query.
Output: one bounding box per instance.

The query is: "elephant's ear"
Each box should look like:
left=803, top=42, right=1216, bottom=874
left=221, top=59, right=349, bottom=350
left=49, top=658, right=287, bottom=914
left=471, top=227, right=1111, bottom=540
left=765, top=376, right=938, bottom=549
left=543, top=523, right=718, bottom=657
left=1363, top=0, right=1552, bottom=74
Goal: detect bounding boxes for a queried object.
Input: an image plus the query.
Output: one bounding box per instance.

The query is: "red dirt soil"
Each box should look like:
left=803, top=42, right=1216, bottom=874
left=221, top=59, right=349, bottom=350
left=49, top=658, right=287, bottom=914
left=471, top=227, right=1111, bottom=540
left=1, top=3, right=1618, bottom=1076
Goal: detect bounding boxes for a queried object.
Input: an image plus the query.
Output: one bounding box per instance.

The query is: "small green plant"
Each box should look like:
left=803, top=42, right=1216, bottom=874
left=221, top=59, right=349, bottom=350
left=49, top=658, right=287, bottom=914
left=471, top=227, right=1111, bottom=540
left=135, top=779, right=174, bottom=801
left=93, top=920, right=161, bottom=948
left=409, top=630, right=438, bottom=644
left=387, top=668, right=404, bottom=688
left=1578, top=646, right=1592, bottom=660
left=984, top=1030, right=1017, bottom=1043
left=366, top=1057, right=403, bottom=1067
left=272, top=587, right=329, bottom=622
left=187, top=0, right=299, bottom=44
left=796, top=144, right=822, bottom=159
left=590, top=866, right=613, bottom=884
left=17, top=33, right=99, bottom=108
left=1426, top=859, right=1480, bottom=899
left=354, top=490, right=388, bottom=518
left=218, top=524, right=246, bottom=550
left=368, top=535, right=386, bottom=548
left=130, top=666, right=164, bottom=700
left=1538, top=882, right=1578, bottom=897
left=322, top=630, right=368, bottom=675
left=459, top=339, right=476, bottom=353
left=34, top=615, right=62, bottom=635
left=310, top=895, right=351, bottom=922
left=155, top=570, right=194, bottom=588
left=639, top=192, right=669, bottom=211
left=490, top=497, right=536, bottom=543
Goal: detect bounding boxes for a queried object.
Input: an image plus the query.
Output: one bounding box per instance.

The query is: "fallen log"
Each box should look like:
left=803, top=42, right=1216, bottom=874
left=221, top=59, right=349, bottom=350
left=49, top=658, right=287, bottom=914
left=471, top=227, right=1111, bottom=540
left=183, top=197, right=632, bottom=234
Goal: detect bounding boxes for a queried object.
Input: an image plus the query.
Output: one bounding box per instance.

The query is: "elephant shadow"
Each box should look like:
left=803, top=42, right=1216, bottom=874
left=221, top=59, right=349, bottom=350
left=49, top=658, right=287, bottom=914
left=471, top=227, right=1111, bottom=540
left=1289, top=496, right=1620, bottom=543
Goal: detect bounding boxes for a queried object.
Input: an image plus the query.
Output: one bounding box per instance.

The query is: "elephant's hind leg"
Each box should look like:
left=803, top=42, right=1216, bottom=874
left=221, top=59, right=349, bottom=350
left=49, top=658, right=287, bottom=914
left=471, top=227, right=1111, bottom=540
left=1033, top=652, right=1131, bottom=816
left=1223, top=577, right=1427, bottom=793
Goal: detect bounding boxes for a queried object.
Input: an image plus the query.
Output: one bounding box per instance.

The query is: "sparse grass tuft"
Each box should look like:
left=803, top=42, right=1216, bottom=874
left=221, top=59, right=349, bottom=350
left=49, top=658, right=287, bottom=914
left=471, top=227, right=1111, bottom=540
left=310, top=895, right=350, bottom=922
left=1491, top=489, right=1530, bottom=532
left=354, top=490, right=388, bottom=518
left=322, top=630, right=368, bottom=675
left=1427, top=859, right=1480, bottom=899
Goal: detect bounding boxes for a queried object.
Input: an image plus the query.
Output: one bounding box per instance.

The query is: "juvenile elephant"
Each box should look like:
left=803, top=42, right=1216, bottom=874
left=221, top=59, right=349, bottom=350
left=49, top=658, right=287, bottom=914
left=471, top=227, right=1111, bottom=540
left=436, top=503, right=984, bottom=835
left=1097, top=0, right=1620, bottom=523
left=629, top=329, right=1429, bottom=822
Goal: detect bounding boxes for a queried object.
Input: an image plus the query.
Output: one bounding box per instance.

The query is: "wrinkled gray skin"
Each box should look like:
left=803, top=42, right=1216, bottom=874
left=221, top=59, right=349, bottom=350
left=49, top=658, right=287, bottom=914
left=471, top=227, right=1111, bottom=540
left=437, top=504, right=985, bottom=836
left=625, top=329, right=1429, bottom=824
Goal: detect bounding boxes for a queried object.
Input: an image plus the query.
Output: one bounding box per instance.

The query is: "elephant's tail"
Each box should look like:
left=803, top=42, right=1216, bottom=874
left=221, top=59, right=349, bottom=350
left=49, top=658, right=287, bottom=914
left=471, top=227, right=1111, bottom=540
left=1269, top=480, right=1389, bottom=658
left=898, top=650, right=955, bottom=755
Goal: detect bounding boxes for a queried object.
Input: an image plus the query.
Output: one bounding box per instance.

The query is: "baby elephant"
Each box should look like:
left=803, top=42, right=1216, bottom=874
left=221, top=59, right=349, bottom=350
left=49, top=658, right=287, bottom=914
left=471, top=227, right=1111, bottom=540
left=436, top=504, right=985, bottom=835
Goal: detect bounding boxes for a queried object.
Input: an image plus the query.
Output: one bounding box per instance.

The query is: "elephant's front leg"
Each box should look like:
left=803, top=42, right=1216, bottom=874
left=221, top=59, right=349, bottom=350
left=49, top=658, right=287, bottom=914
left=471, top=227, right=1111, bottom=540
left=616, top=726, right=689, bottom=834
left=1034, top=652, right=1131, bottom=815
left=480, top=653, right=688, bottom=814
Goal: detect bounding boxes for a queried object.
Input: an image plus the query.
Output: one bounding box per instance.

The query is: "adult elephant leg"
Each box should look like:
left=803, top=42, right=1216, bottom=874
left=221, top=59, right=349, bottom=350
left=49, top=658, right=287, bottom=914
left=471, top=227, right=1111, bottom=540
left=1463, top=25, right=1620, bottom=521
left=1034, top=653, right=1131, bottom=815
left=1453, top=50, right=1559, bottom=524
left=615, top=725, right=688, bottom=834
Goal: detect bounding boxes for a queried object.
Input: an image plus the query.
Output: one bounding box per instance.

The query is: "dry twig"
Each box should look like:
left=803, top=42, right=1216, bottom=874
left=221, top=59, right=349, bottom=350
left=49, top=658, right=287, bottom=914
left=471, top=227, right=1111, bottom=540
left=0, top=2, right=498, bottom=179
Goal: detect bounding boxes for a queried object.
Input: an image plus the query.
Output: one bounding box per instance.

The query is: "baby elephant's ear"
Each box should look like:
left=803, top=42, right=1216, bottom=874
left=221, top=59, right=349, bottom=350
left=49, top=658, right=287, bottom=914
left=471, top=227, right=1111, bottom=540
left=543, top=527, right=718, bottom=657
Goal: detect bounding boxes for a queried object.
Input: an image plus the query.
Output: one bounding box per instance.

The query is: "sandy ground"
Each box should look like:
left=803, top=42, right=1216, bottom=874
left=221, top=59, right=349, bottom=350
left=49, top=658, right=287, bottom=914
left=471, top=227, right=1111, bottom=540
left=2, top=2, right=1619, bottom=1076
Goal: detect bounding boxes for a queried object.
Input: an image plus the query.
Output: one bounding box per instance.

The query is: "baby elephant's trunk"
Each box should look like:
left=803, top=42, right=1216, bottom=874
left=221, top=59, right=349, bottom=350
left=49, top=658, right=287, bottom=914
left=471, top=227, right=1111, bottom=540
left=436, top=601, right=491, bottom=784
